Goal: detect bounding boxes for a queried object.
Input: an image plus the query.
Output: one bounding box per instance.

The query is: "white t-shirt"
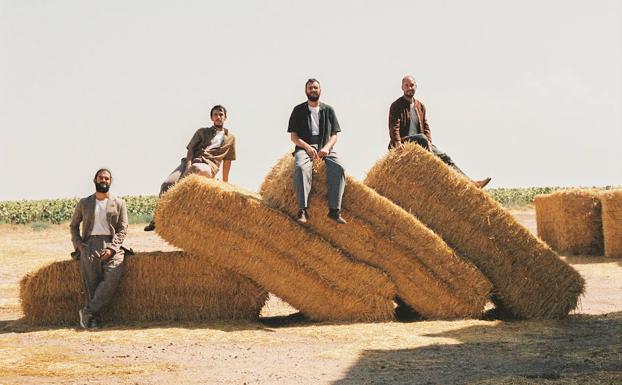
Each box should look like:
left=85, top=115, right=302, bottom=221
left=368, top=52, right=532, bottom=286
left=309, top=106, right=320, bottom=136
left=91, top=198, right=111, bottom=236
left=408, top=103, right=420, bottom=137
left=206, top=129, right=226, bottom=151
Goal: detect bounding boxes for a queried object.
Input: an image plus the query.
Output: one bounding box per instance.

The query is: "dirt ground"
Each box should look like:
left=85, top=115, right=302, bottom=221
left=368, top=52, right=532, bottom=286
left=1, top=209, right=621, bottom=385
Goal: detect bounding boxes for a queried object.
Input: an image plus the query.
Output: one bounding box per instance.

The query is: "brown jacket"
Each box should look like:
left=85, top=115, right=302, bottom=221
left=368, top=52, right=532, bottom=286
left=186, top=127, right=236, bottom=168
left=69, top=194, right=128, bottom=254
left=388, top=96, right=432, bottom=148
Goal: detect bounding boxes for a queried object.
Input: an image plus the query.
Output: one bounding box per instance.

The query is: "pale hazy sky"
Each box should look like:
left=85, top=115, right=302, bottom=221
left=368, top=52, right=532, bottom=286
left=1, top=0, right=621, bottom=200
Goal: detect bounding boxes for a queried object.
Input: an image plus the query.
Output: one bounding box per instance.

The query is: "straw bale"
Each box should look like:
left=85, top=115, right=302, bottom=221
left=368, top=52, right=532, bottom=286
left=19, top=251, right=268, bottom=325
left=259, top=155, right=492, bottom=319
left=154, top=175, right=396, bottom=322
left=600, top=190, right=622, bottom=258
left=365, top=143, right=585, bottom=319
left=534, top=191, right=603, bottom=255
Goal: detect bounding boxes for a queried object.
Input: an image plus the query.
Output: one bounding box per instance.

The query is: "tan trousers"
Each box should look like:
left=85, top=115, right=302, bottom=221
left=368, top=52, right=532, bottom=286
left=159, top=158, right=217, bottom=196
left=80, top=235, right=124, bottom=315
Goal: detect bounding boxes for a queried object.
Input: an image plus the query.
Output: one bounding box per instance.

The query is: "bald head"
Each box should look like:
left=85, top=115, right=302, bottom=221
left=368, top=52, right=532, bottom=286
left=401, top=75, right=417, bottom=99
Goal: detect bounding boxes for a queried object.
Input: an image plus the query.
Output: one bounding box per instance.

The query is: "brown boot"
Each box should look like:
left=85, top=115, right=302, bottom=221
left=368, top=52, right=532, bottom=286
left=143, top=221, right=156, bottom=231
left=328, top=209, right=347, bottom=224
left=473, top=177, right=491, bottom=189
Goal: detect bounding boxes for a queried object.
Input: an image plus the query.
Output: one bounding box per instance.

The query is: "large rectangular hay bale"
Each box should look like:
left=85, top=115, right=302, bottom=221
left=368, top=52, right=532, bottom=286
left=534, top=191, right=603, bottom=255
left=365, top=143, right=585, bottom=319
left=19, top=251, right=268, bottom=325
left=259, top=155, right=492, bottom=319
left=600, top=190, right=622, bottom=258
left=154, top=175, right=396, bottom=322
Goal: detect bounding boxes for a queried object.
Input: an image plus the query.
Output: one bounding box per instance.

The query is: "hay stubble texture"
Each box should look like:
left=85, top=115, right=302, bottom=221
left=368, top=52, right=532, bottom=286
left=365, top=143, right=584, bottom=319
left=260, top=155, right=492, bottom=319
left=20, top=251, right=268, bottom=325
left=154, top=175, right=396, bottom=322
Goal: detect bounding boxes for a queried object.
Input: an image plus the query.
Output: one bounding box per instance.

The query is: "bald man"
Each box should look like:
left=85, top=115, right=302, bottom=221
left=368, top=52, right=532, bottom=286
left=388, top=75, right=491, bottom=188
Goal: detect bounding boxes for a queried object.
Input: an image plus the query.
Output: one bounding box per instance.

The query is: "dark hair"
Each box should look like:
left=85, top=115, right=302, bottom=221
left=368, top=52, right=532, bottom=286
left=305, top=78, right=320, bottom=87
left=93, top=168, right=112, bottom=182
left=210, top=105, right=227, bottom=117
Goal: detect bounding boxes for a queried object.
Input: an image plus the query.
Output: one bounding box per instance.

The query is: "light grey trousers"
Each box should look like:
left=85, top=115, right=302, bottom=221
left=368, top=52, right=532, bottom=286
left=80, top=236, right=124, bottom=315
left=159, top=159, right=216, bottom=196
left=293, top=147, right=346, bottom=210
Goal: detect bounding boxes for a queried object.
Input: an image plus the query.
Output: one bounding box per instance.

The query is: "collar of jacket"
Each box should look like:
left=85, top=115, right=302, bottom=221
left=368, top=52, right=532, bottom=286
left=304, top=101, right=327, bottom=112
left=207, top=126, right=229, bottom=136
left=85, top=193, right=118, bottom=235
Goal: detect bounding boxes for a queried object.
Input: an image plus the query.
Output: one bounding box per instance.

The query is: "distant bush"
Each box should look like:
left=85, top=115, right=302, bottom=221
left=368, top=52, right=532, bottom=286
left=0, top=195, right=157, bottom=224
left=486, top=186, right=620, bottom=208
left=0, top=187, right=619, bottom=224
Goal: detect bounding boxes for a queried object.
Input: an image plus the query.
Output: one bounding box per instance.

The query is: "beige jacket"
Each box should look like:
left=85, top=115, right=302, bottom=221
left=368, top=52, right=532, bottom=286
left=69, top=194, right=128, bottom=254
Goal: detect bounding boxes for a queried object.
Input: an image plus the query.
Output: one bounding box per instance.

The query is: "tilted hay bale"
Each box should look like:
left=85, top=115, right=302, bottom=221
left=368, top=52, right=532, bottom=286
left=600, top=190, right=622, bottom=258
left=365, top=143, right=584, bottom=319
left=154, top=175, right=396, bottom=322
left=534, top=191, right=603, bottom=255
left=260, top=155, right=492, bottom=319
left=19, top=251, right=268, bottom=325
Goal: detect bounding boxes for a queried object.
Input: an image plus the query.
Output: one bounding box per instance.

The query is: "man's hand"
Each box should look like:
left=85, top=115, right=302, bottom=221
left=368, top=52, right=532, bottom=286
left=395, top=142, right=404, bottom=151
left=306, top=146, right=319, bottom=160
left=101, top=249, right=113, bottom=261
left=318, top=147, right=330, bottom=158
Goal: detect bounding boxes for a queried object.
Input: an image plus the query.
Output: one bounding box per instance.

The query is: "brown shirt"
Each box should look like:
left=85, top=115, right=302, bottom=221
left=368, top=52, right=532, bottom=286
left=387, top=96, right=432, bottom=149
left=186, top=126, right=236, bottom=168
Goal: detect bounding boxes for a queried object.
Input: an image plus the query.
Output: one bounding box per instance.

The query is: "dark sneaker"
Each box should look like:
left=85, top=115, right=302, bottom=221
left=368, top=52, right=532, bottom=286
left=143, top=222, right=156, bottom=232
left=474, top=177, right=492, bottom=189
left=296, top=209, right=308, bottom=224
left=89, top=317, right=100, bottom=329
left=327, top=209, right=347, bottom=224
left=78, top=308, right=92, bottom=329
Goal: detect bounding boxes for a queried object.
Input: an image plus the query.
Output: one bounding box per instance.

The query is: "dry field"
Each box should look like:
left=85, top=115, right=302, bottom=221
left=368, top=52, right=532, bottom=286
left=1, top=209, right=621, bottom=385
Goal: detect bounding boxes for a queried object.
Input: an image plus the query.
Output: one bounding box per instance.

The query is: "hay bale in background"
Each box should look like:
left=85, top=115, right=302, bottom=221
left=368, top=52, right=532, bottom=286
left=600, top=190, right=622, bottom=258
left=155, top=175, right=396, bottom=322
left=365, top=143, right=584, bottom=319
left=20, top=251, right=268, bottom=325
left=260, top=155, right=492, bottom=319
left=534, top=191, right=603, bottom=255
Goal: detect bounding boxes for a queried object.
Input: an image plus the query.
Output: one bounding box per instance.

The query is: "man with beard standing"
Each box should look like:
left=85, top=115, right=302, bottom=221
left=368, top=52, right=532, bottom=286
left=70, top=168, right=128, bottom=328
left=288, top=78, right=347, bottom=224
left=144, top=105, right=236, bottom=231
left=388, top=75, right=491, bottom=188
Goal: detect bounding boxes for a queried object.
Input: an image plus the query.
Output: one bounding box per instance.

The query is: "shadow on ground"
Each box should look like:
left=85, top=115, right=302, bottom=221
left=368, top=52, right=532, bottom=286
left=333, top=312, right=622, bottom=385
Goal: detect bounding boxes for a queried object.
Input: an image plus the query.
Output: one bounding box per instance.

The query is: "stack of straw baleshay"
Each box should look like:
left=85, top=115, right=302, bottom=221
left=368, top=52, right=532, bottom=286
left=600, top=190, right=622, bottom=258
left=260, top=155, right=493, bottom=319
left=534, top=190, right=603, bottom=255
left=365, top=143, right=585, bottom=319
left=154, top=175, right=396, bottom=322
left=20, top=251, right=268, bottom=325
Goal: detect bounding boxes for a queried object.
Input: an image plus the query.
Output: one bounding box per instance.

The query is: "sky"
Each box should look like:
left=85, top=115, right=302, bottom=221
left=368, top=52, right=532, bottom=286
left=1, top=0, right=621, bottom=200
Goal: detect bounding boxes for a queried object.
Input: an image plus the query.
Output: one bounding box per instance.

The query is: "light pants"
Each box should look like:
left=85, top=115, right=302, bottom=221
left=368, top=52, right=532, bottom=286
left=293, top=147, right=345, bottom=210
left=80, top=235, right=124, bottom=316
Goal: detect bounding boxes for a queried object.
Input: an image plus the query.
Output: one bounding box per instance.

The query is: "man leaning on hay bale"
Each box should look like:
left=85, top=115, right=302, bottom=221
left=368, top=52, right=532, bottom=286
left=144, top=105, right=236, bottom=231
left=388, top=75, right=491, bottom=188
left=288, top=78, right=347, bottom=224
left=70, top=168, right=128, bottom=329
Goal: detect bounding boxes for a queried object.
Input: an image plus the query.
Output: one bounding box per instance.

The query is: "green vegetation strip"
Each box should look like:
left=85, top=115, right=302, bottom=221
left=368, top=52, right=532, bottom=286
left=0, top=195, right=157, bottom=224
left=1, top=186, right=619, bottom=224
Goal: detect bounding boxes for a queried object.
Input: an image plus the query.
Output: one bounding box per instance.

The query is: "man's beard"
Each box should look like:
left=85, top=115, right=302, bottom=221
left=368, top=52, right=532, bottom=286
left=95, top=182, right=110, bottom=193
left=404, top=90, right=415, bottom=98
left=306, top=93, right=320, bottom=102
